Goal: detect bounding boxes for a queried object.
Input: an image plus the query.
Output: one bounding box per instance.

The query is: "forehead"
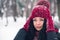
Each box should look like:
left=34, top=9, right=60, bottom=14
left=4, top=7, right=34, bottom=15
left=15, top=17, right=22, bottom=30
left=33, top=17, right=44, bottom=19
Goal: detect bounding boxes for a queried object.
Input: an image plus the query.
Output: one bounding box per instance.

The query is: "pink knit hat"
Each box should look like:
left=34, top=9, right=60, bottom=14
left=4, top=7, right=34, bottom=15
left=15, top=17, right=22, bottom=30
left=23, top=5, right=55, bottom=32
left=36, top=0, right=50, bottom=9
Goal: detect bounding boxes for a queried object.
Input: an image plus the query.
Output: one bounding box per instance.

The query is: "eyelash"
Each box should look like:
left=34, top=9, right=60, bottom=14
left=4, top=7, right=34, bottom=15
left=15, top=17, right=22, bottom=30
left=33, top=20, right=36, bottom=21
left=33, top=19, right=44, bottom=21
left=40, top=19, right=44, bottom=21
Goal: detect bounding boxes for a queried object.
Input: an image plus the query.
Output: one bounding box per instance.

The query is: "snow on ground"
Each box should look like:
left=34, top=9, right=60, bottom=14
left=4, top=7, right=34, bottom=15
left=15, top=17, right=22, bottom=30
left=0, top=16, right=26, bottom=40
left=59, top=29, right=60, bottom=33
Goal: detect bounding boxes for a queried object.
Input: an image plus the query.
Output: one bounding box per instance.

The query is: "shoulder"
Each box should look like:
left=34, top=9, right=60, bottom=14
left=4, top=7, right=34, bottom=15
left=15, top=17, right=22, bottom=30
left=14, top=28, right=27, bottom=40
left=47, top=31, right=58, bottom=40
left=18, top=28, right=27, bottom=34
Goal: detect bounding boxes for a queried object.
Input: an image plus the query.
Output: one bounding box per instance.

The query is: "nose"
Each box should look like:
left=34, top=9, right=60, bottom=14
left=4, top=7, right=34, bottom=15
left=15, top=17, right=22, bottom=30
left=36, top=21, right=40, bottom=25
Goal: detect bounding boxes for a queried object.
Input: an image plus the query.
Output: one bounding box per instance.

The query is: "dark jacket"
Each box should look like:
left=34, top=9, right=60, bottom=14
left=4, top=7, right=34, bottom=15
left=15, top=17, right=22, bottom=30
left=14, top=28, right=58, bottom=40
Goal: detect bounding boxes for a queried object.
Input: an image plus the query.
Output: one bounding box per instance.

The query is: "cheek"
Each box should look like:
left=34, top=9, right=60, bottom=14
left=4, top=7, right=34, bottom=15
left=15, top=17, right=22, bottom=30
left=40, top=21, right=44, bottom=26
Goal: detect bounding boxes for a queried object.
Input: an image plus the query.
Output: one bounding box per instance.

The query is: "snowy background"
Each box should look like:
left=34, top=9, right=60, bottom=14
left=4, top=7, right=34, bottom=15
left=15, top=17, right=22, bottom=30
left=0, top=16, right=26, bottom=40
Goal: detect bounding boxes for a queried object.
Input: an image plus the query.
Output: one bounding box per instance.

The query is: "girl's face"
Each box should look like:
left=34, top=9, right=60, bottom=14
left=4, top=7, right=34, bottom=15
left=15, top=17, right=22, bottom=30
left=33, top=17, right=44, bottom=31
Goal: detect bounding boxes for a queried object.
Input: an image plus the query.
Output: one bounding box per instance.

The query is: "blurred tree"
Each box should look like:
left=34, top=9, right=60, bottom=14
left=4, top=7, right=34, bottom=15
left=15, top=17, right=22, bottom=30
left=57, top=0, right=60, bottom=20
left=0, top=0, right=4, bottom=18
left=16, top=0, right=25, bottom=17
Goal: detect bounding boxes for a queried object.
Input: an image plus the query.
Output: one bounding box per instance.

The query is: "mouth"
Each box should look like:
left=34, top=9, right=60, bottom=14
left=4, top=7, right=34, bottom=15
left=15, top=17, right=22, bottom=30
left=36, top=26, right=41, bottom=28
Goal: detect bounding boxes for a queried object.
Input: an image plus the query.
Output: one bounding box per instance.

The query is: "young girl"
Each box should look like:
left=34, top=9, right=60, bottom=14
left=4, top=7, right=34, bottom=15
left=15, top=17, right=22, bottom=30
left=14, top=5, right=58, bottom=40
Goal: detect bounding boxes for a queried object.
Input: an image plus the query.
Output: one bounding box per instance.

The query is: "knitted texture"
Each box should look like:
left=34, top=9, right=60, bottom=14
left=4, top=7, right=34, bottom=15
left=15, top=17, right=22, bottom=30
left=24, top=5, right=55, bottom=32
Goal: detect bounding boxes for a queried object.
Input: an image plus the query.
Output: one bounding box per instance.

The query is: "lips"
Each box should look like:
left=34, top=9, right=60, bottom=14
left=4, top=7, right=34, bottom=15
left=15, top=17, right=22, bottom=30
left=36, top=26, right=42, bottom=28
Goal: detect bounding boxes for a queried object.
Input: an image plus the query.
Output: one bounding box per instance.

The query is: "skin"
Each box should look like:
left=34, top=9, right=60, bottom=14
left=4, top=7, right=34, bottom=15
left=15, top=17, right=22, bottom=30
left=33, top=17, right=44, bottom=31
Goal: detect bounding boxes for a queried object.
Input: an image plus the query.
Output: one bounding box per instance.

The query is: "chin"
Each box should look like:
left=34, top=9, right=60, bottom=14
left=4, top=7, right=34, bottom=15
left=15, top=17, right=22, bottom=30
left=36, top=29, right=41, bottom=31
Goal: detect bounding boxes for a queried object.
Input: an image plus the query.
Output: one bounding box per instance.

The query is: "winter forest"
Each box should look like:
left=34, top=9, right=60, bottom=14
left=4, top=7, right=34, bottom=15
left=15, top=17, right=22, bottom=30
left=0, top=0, right=60, bottom=40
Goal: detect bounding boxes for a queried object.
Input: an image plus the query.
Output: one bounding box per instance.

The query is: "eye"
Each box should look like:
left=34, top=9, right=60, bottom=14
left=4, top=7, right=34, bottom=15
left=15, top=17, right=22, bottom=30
left=40, top=19, right=44, bottom=21
left=33, top=19, right=37, bottom=21
left=33, top=17, right=44, bottom=22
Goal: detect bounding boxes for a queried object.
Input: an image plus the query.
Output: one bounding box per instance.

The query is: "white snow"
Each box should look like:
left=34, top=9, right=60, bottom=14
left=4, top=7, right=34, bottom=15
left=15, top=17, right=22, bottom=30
left=0, top=16, right=26, bottom=40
